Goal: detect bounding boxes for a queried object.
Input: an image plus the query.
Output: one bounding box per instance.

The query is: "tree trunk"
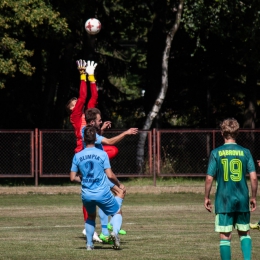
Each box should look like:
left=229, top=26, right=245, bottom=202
left=136, top=0, right=184, bottom=173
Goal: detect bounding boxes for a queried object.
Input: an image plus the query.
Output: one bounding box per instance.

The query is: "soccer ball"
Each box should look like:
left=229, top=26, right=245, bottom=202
left=85, top=18, right=101, bottom=35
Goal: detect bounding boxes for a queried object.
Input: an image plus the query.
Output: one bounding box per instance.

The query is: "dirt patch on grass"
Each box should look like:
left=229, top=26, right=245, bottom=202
left=0, top=185, right=211, bottom=195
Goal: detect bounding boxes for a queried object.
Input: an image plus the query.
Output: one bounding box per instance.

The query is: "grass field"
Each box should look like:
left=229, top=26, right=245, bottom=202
left=0, top=181, right=260, bottom=260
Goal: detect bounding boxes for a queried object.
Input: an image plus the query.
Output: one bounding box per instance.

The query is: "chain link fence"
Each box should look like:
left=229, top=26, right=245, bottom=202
left=157, top=130, right=213, bottom=176
left=157, top=129, right=260, bottom=176
left=1, top=129, right=260, bottom=185
left=0, top=130, right=34, bottom=177
left=39, top=130, right=151, bottom=176
left=39, top=130, right=75, bottom=176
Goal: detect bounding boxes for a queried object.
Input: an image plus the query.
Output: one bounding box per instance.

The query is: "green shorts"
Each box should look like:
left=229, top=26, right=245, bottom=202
left=215, top=212, right=250, bottom=233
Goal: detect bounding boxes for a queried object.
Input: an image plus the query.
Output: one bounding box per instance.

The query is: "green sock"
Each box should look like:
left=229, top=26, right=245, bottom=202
left=240, top=235, right=252, bottom=260
left=220, top=240, right=231, bottom=260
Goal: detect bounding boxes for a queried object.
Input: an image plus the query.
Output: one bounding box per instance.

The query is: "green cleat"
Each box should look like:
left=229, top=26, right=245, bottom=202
left=119, top=229, right=127, bottom=235
left=250, top=222, right=260, bottom=230
left=99, top=233, right=113, bottom=244
left=107, top=223, right=127, bottom=235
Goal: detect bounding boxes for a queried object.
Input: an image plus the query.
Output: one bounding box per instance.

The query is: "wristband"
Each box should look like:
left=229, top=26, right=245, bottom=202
left=88, top=75, right=96, bottom=82
left=80, top=74, right=86, bottom=81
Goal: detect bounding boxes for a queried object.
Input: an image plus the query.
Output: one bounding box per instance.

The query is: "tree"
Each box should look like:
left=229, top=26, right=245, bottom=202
left=0, top=0, right=154, bottom=129
left=0, top=0, right=69, bottom=89
left=1, top=0, right=260, bottom=132
left=181, top=0, right=260, bottom=128
left=0, top=0, right=70, bottom=128
left=136, top=0, right=184, bottom=172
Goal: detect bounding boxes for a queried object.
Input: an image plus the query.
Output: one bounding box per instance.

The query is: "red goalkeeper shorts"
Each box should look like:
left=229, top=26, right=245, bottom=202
left=103, top=145, right=119, bottom=159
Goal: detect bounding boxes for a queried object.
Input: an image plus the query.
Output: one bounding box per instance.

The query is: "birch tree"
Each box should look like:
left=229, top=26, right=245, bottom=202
left=136, top=0, right=184, bottom=173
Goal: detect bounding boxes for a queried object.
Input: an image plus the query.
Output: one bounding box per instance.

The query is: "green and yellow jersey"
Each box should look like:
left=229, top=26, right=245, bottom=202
left=207, top=143, right=256, bottom=213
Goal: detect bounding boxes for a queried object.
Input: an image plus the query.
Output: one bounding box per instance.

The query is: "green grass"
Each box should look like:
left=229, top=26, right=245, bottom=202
left=0, top=192, right=260, bottom=259
left=123, top=177, right=206, bottom=186
left=0, top=177, right=206, bottom=187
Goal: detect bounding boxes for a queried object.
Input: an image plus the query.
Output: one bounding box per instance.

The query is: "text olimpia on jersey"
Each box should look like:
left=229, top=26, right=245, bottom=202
left=207, top=143, right=256, bottom=213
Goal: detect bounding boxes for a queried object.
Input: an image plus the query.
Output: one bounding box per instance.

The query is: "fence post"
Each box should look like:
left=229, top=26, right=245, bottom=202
left=35, top=128, right=38, bottom=186
left=153, top=128, right=156, bottom=186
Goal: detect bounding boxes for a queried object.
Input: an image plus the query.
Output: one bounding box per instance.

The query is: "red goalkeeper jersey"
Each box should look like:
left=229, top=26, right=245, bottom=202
left=70, top=80, right=97, bottom=153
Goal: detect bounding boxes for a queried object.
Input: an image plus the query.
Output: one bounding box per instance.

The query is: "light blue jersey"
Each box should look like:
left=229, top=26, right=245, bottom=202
left=95, top=133, right=104, bottom=150
left=70, top=146, right=120, bottom=216
left=71, top=146, right=111, bottom=196
left=81, top=126, right=114, bottom=189
left=81, top=126, right=104, bottom=150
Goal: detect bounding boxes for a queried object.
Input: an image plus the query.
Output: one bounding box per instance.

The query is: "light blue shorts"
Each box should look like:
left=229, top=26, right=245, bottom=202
left=82, top=190, right=119, bottom=216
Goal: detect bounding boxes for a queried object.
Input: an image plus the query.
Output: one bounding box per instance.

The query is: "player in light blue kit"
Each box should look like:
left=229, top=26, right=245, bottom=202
left=83, top=107, right=138, bottom=242
left=70, top=126, right=124, bottom=250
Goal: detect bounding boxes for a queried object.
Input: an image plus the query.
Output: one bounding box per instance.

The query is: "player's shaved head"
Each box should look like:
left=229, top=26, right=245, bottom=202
left=220, top=118, right=239, bottom=140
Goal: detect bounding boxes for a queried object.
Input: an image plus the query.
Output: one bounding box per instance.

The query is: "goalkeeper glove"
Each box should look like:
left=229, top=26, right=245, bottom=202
left=86, top=60, right=97, bottom=82
left=76, top=59, right=87, bottom=81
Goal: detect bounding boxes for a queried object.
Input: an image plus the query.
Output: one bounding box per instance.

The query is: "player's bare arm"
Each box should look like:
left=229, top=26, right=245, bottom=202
left=105, top=168, right=121, bottom=187
left=101, top=128, right=138, bottom=145
left=204, top=175, right=213, bottom=212
left=70, top=171, right=81, bottom=183
left=249, top=171, right=258, bottom=212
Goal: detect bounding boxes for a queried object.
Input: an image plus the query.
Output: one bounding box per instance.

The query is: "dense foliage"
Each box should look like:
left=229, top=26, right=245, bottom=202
left=0, top=0, right=260, bottom=129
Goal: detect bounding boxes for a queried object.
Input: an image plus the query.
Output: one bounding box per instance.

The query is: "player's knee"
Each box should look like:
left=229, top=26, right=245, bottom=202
left=113, top=209, right=122, bottom=215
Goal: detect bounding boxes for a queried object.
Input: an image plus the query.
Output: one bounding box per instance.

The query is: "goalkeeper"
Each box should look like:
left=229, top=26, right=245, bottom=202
left=66, top=59, right=118, bottom=156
